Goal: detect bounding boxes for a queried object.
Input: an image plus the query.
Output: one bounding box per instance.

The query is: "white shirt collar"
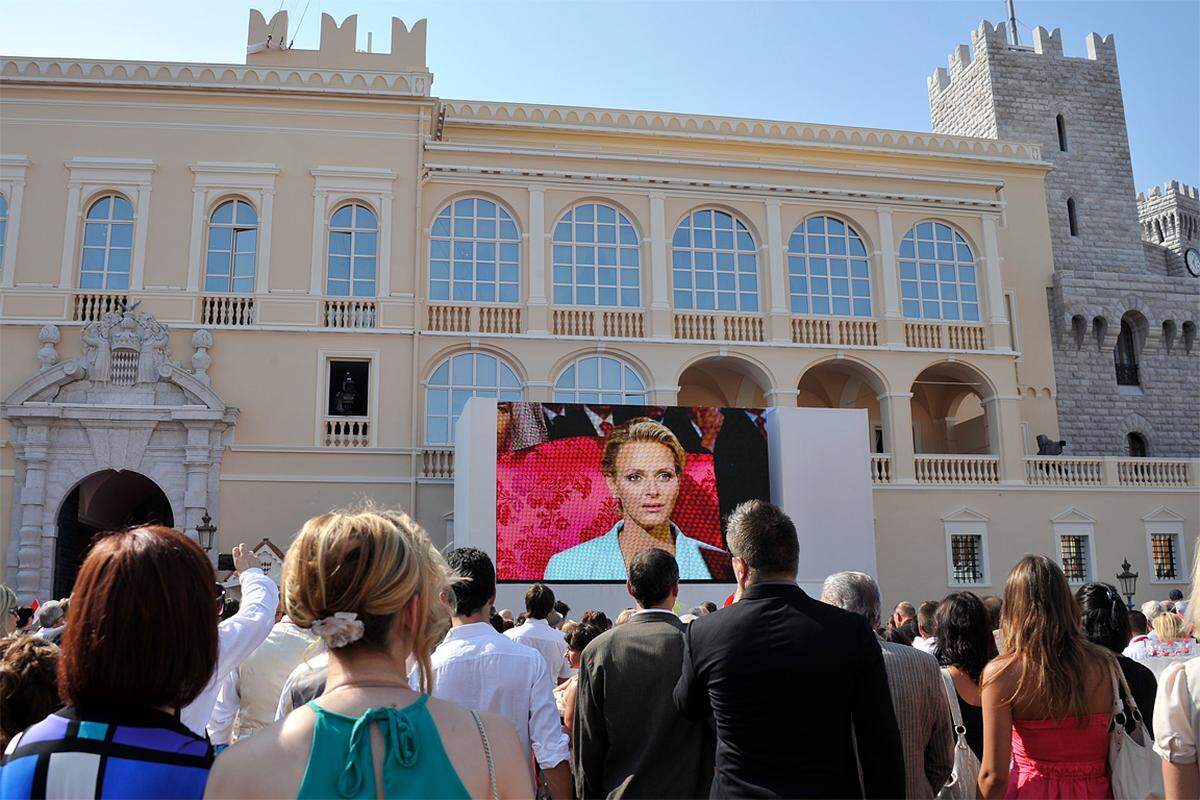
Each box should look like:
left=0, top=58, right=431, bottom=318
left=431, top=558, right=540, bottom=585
left=523, top=617, right=550, bottom=628
left=634, top=608, right=677, bottom=616
left=445, top=621, right=503, bottom=641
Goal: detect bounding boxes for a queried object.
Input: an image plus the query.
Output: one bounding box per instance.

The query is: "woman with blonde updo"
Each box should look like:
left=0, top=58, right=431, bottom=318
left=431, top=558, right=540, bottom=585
left=205, top=507, right=533, bottom=800
left=1152, top=609, right=1189, bottom=645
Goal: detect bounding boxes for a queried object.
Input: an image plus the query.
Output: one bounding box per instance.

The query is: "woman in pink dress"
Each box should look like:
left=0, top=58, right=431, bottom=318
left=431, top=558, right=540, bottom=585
left=979, top=555, right=1116, bottom=799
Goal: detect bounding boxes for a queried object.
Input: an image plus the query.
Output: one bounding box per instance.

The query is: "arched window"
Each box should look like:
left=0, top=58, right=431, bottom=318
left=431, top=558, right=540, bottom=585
left=429, top=197, right=520, bottom=303
left=204, top=198, right=258, bottom=293
left=1067, top=198, right=1079, bottom=237
left=552, top=203, right=640, bottom=307
left=1056, top=114, right=1068, bottom=152
left=79, top=194, right=134, bottom=290
left=554, top=355, right=646, bottom=404
left=425, top=352, right=522, bottom=444
left=1126, top=432, right=1148, bottom=458
left=787, top=216, right=871, bottom=316
left=898, top=221, right=979, bottom=321
left=671, top=209, right=758, bottom=312
left=1114, top=317, right=1140, bottom=386
left=0, top=193, right=7, bottom=267
left=327, top=203, right=377, bottom=297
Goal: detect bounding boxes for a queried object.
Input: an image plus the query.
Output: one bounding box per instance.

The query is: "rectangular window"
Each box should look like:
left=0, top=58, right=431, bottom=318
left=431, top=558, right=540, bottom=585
left=950, top=534, right=985, bottom=585
left=1059, top=535, right=1091, bottom=582
left=1152, top=533, right=1179, bottom=581
left=327, top=360, right=370, bottom=417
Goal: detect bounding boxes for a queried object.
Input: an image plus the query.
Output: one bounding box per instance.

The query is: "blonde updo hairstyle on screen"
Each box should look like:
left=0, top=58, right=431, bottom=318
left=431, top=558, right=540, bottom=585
left=600, top=417, right=687, bottom=478
left=282, top=506, right=454, bottom=693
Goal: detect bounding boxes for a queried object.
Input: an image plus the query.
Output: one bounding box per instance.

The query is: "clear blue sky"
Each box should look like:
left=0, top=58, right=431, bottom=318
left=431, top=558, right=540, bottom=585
left=3, top=1, right=1196, bottom=191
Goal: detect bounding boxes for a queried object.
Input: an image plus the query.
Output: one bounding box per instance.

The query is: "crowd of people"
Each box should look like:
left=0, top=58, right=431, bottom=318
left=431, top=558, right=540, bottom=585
left=0, top=499, right=1197, bottom=799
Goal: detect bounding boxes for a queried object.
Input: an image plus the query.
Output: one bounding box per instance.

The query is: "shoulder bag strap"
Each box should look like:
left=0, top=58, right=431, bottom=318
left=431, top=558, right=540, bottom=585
left=940, top=668, right=966, bottom=729
left=1110, top=656, right=1144, bottom=724
left=469, top=709, right=499, bottom=800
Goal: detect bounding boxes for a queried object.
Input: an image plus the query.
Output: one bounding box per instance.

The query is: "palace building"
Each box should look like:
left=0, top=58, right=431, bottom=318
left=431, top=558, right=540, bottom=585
left=1, top=11, right=1196, bottom=606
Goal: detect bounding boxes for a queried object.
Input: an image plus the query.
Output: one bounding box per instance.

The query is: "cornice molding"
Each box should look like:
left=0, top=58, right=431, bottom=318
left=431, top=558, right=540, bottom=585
left=439, top=100, right=1045, bottom=165
left=0, top=56, right=432, bottom=99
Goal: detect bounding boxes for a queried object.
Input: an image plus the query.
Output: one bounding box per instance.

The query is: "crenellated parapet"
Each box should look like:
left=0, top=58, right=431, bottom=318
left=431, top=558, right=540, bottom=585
left=246, top=9, right=427, bottom=73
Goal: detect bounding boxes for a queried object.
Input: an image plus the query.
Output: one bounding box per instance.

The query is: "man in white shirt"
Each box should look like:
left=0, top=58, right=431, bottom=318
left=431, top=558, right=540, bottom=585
left=912, top=600, right=939, bottom=654
left=181, top=542, right=279, bottom=737
left=506, top=583, right=573, bottom=684
left=419, top=548, right=572, bottom=799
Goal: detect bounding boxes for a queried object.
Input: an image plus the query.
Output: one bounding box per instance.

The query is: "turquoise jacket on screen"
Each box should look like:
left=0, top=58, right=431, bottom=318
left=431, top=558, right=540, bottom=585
left=542, top=520, right=722, bottom=581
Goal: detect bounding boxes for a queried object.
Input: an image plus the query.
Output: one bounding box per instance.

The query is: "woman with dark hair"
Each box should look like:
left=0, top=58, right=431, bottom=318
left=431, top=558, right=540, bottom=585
left=0, top=526, right=219, bottom=798
left=557, top=622, right=604, bottom=744
left=933, top=591, right=996, bottom=760
left=0, top=635, right=60, bottom=751
left=1076, top=581, right=1156, bottom=737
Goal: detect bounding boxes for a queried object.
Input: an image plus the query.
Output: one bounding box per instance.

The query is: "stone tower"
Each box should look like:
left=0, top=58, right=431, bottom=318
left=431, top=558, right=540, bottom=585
left=928, top=21, right=1199, bottom=458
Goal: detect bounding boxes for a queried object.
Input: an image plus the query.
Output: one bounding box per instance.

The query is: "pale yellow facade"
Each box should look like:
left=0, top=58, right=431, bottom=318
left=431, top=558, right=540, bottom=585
left=1, top=12, right=1195, bottom=607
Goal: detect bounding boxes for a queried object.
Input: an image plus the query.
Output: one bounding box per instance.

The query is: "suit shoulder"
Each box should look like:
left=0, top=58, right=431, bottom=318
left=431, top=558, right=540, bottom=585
left=880, top=639, right=940, bottom=672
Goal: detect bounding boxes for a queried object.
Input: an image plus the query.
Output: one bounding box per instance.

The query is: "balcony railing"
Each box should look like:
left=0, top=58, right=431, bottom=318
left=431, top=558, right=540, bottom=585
left=426, top=304, right=520, bottom=334
left=1118, top=458, right=1191, bottom=488
left=674, top=312, right=764, bottom=342
left=421, top=447, right=454, bottom=479
left=904, top=321, right=986, bottom=350
left=200, top=294, right=255, bottom=326
left=322, top=416, right=370, bottom=447
left=915, top=454, right=1000, bottom=485
left=323, top=298, right=377, bottom=329
left=72, top=291, right=128, bottom=322
left=1024, top=457, right=1104, bottom=487
left=791, top=316, right=880, bottom=346
left=870, top=454, right=892, bottom=484
left=551, top=309, right=646, bottom=338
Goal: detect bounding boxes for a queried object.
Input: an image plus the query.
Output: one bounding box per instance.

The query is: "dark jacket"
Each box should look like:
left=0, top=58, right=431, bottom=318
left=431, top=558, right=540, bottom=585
left=574, top=611, right=713, bottom=799
left=673, top=582, right=905, bottom=798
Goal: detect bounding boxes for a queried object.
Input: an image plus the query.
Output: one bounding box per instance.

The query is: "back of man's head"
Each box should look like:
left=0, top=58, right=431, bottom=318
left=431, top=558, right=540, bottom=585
left=725, top=500, right=799, bottom=581
left=35, top=600, right=64, bottom=629
left=525, top=583, right=555, bottom=619
left=446, top=547, right=496, bottom=617
left=917, top=600, right=938, bottom=636
left=1170, top=589, right=1185, bottom=602
left=982, top=595, right=1003, bottom=630
left=554, top=600, right=570, bottom=619
left=894, top=601, right=916, bottom=621
left=821, top=571, right=881, bottom=628
left=1129, top=610, right=1149, bottom=635
left=627, top=548, right=679, bottom=609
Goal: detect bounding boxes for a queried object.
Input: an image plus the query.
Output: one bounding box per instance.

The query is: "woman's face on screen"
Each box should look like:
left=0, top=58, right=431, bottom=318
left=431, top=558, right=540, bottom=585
left=608, top=440, right=680, bottom=529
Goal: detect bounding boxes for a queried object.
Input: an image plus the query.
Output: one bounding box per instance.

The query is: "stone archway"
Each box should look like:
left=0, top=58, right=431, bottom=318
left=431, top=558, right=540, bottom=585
left=2, top=308, right=237, bottom=601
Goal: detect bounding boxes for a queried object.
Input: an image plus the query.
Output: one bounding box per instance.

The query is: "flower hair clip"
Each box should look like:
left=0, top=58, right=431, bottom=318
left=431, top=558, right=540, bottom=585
left=311, top=611, right=365, bottom=649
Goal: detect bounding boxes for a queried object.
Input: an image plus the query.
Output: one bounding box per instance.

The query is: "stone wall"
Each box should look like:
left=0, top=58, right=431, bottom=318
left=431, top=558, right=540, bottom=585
left=1137, top=181, right=1200, bottom=277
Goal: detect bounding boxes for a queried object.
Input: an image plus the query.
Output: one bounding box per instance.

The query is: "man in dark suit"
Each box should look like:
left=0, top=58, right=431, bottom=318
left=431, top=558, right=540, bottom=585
left=673, top=500, right=905, bottom=798
left=574, top=548, right=713, bottom=799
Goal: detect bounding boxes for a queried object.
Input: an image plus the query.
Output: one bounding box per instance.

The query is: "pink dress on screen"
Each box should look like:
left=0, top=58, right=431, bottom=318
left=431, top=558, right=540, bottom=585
left=1004, top=713, right=1112, bottom=799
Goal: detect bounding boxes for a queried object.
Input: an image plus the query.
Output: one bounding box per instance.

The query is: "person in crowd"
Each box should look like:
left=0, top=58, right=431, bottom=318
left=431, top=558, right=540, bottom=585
left=274, top=649, right=329, bottom=721
left=560, top=619, right=579, bottom=639
left=0, top=527, right=219, bottom=798
left=543, top=419, right=732, bottom=581
left=891, top=601, right=918, bottom=638
left=1153, top=610, right=1190, bottom=645
left=32, top=600, right=66, bottom=642
left=1141, top=599, right=1164, bottom=630
left=507, top=583, right=573, bottom=685
left=1126, top=610, right=1152, bottom=659
left=0, top=585, right=17, bottom=636
left=553, top=600, right=571, bottom=624
left=914, top=600, right=939, bottom=654
left=489, top=611, right=507, bottom=634
left=982, top=593, right=1003, bottom=647
left=614, top=608, right=635, bottom=626
left=978, top=555, right=1114, bottom=799
left=220, top=598, right=241, bottom=621
left=500, top=608, right=514, bottom=623
left=933, top=592, right=996, bottom=761
left=673, top=500, right=904, bottom=798
left=14, top=608, right=36, bottom=634
left=1169, top=588, right=1188, bottom=618
left=206, top=509, right=533, bottom=799
left=576, top=548, right=714, bottom=798
left=516, top=612, right=528, bottom=627
left=555, top=622, right=601, bottom=743
left=882, top=625, right=914, bottom=647
left=180, top=542, right=278, bottom=737
left=688, top=605, right=708, bottom=618
left=823, top=572, right=953, bottom=799
left=1154, top=549, right=1200, bottom=800
left=1076, top=582, right=1156, bottom=737
left=580, top=609, right=612, bottom=631
left=0, top=634, right=60, bottom=751
left=421, top=547, right=570, bottom=799
left=701, top=601, right=718, bottom=615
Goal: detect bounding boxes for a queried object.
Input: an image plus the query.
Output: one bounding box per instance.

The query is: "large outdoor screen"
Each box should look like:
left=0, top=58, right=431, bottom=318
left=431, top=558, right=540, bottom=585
left=495, top=402, right=772, bottom=583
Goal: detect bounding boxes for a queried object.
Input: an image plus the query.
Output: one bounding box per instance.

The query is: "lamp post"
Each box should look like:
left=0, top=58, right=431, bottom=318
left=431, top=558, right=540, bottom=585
left=1116, top=558, right=1139, bottom=610
left=196, top=511, right=217, bottom=554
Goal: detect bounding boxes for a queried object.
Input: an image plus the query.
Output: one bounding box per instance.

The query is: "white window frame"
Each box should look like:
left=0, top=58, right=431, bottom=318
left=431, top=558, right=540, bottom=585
left=553, top=354, right=648, bottom=404
left=0, top=155, right=29, bottom=289
left=309, top=167, right=395, bottom=298
left=671, top=208, right=760, bottom=313
left=1143, top=506, right=1188, bottom=585
left=897, top=219, right=980, bottom=322
left=551, top=201, right=641, bottom=308
left=187, top=162, right=278, bottom=294
left=423, top=351, right=524, bottom=446
left=315, top=349, right=379, bottom=448
left=60, top=157, right=155, bottom=291
left=429, top=196, right=522, bottom=305
left=786, top=215, right=873, bottom=318
left=942, top=506, right=991, bottom=588
left=326, top=203, right=380, bottom=298
left=1051, top=507, right=1097, bottom=585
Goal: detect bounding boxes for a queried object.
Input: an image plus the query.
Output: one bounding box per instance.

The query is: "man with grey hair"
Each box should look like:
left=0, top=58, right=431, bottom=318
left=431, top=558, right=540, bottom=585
left=822, top=571, right=953, bottom=798
left=674, top=501, right=904, bottom=798
left=34, top=600, right=67, bottom=643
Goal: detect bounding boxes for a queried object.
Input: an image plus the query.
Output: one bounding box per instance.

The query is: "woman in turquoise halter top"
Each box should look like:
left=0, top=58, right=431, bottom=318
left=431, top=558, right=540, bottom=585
left=203, top=508, right=534, bottom=800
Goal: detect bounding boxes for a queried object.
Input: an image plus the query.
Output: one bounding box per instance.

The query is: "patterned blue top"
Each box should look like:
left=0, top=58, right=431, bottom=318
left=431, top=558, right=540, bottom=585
left=0, top=705, right=214, bottom=799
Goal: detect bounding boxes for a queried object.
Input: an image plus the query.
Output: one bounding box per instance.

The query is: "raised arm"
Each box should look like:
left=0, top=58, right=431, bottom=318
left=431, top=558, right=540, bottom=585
left=215, top=544, right=280, bottom=677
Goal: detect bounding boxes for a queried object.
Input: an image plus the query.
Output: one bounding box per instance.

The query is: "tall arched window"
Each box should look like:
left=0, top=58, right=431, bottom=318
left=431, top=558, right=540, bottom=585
left=671, top=209, right=758, bottom=312
left=327, top=203, right=377, bottom=297
left=1056, top=114, right=1068, bottom=152
left=1114, top=317, right=1140, bottom=386
left=425, top=352, right=522, bottom=444
left=787, top=216, right=871, bottom=316
left=552, top=203, right=640, bottom=307
left=79, top=194, right=134, bottom=290
left=1067, top=198, right=1079, bottom=237
left=1126, top=432, right=1148, bottom=458
left=898, top=221, right=979, bottom=321
left=204, top=198, right=258, bottom=293
left=429, top=197, right=520, bottom=303
left=554, top=355, right=646, bottom=404
left=0, top=193, right=8, bottom=268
